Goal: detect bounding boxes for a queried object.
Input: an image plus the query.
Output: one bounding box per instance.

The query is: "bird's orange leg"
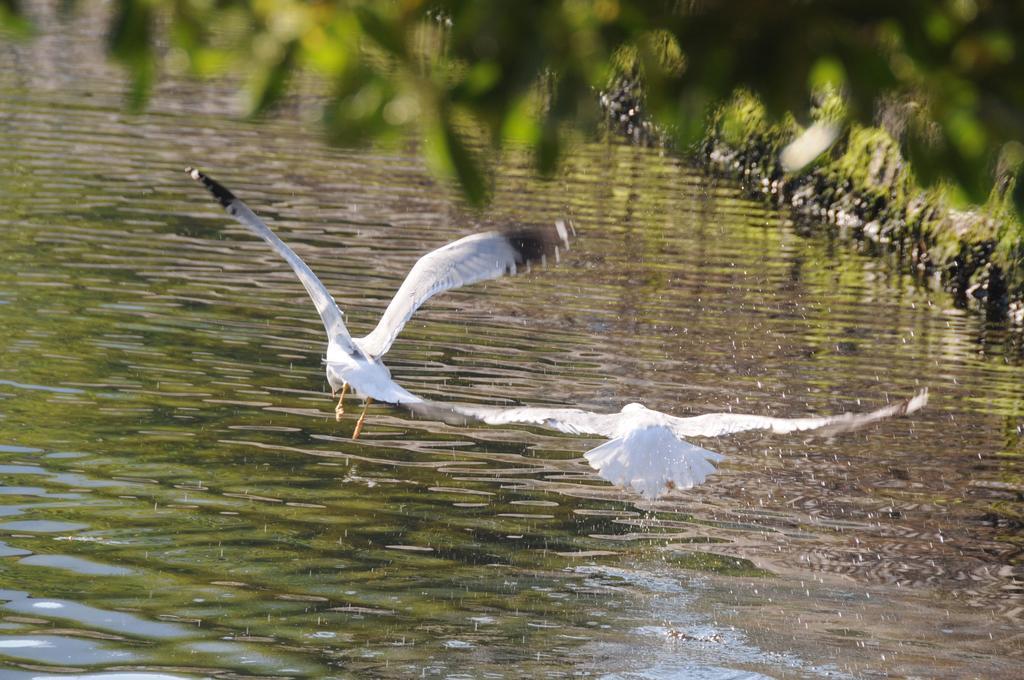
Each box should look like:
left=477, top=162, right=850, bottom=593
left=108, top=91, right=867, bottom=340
left=334, top=382, right=349, bottom=421
left=352, top=397, right=373, bottom=439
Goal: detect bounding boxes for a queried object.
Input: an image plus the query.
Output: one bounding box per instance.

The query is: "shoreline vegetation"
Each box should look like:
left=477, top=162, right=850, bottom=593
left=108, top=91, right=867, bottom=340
left=601, top=77, right=1024, bottom=322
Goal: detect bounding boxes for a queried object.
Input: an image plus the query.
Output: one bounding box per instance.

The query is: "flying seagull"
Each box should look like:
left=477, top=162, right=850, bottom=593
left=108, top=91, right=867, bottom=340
left=186, top=167, right=573, bottom=438
left=429, top=390, right=928, bottom=499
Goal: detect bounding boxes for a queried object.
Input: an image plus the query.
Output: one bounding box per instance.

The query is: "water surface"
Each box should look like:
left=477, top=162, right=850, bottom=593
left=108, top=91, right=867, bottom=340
left=0, top=6, right=1022, bottom=679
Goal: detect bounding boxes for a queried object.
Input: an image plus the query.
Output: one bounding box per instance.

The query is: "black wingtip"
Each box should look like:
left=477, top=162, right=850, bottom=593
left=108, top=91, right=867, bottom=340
left=185, top=166, right=237, bottom=209
left=503, top=219, right=575, bottom=268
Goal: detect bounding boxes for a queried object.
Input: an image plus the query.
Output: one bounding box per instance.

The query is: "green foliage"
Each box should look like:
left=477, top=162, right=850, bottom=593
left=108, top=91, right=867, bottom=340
left=0, top=0, right=32, bottom=36
left=107, top=0, right=155, bottom=111
left=708, top=85, right=1024, bottom=316
left=430, top=102, right=490, bottom=205
left=12, top=1, right=1024, bottom=216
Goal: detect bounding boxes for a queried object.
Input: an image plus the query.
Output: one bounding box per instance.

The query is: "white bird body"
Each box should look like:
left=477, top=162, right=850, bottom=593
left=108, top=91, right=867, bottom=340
left=447, top=391, right=928, bottom=499
left=583, top=423, right=723, bottom=499
left=324, top=347, right=419, bottom=404
left=187, top=167, right=573, bottom=415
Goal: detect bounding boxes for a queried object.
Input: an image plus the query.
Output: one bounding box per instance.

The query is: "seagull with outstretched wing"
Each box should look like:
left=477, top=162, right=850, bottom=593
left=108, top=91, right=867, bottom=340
left=435, top=391, right=928, bottom=499
left=187, top=167, right=573, bottom=438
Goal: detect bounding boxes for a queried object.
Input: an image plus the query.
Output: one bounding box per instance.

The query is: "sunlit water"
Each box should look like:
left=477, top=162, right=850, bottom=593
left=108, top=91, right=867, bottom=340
left=1, top=6, right=1022, bottom=679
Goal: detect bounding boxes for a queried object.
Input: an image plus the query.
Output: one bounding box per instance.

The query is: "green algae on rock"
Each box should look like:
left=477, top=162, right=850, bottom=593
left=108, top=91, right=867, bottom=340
left=703, top=92, right=1024, bottom=322
left=599, top=82, right=1024, bottom=322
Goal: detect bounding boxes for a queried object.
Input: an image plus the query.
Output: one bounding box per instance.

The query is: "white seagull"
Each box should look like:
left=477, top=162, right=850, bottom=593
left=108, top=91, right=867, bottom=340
left=437, top=390, right=928, bottom=499
left=187, top=167, right=573, bottom=438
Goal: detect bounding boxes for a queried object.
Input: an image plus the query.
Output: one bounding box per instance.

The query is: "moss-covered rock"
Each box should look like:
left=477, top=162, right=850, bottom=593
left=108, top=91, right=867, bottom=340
left=599, top=82, right=1024, bottom=322
left=598, top=71, right=665, bottom=148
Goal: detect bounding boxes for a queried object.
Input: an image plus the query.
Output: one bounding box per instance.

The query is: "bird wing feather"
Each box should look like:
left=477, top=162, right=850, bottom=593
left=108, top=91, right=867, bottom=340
left=667, top=389, right=928, bottom=438
left=358, top=222, right=572, bottom=358
left=449, top=403, right=621, bottom=437
left=187, top=167, right=355, bottom=353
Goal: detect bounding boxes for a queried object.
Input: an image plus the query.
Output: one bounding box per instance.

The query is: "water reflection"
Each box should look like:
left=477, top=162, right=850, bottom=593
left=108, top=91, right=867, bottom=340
left=0, top=520, right=89, bottom=533
left=0, top=542, right=31, bottom=558
left=0, top=3, right=1021, bottom=678
left=29, top=675, right=201, bottom=680
left=18, top=554, right=136, bottom=576
left=0, top=591, right=187, bottom=638
left=0, top=635, right=138, bottom=666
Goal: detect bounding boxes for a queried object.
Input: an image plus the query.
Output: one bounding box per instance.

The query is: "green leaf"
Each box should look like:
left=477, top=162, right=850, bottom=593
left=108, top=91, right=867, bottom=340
left=430, top=105, right=488, bottom=207
left=808, top=56, right=846, bottom=93
left=248, top=38, right=299, bottom=115
left=107, top=0, right=155, bottom=111
left=461, top=61, right=502, bottom=97
left=0, top=0, right=33, bottom=37
left=353, top=5, right=406, bottom=58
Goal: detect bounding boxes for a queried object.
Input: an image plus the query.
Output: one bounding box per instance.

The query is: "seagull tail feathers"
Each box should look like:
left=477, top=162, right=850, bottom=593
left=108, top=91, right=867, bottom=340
left=584, top=425, right=723, bottom=500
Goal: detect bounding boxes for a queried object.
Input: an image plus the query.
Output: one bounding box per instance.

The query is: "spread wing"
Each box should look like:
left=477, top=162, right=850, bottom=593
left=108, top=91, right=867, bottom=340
left=667, top=389, right=928, bottom=438
left=187, top=167, right=355, bottom=352
left=428, top=403, right=724, bottom=499
left=357, top=221, right=574, bottom=358
left=444, top=403, right=621, bottom=437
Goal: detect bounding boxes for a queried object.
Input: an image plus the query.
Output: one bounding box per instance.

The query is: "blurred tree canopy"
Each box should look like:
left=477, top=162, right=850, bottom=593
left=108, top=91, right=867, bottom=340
left=4, top=0, right=1023, bottom=214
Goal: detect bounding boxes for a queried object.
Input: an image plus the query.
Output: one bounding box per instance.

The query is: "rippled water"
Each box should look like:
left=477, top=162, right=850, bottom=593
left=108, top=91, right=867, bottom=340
left=1, top=6, right=1022, bottom=679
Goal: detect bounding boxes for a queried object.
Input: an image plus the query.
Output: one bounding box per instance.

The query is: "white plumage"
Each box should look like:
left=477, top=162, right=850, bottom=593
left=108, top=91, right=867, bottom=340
left=187, top=167, right=572, bottom=434
left=358, top=224, right=571, bottom=358
left=449, top=392, right=928, bottom=499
